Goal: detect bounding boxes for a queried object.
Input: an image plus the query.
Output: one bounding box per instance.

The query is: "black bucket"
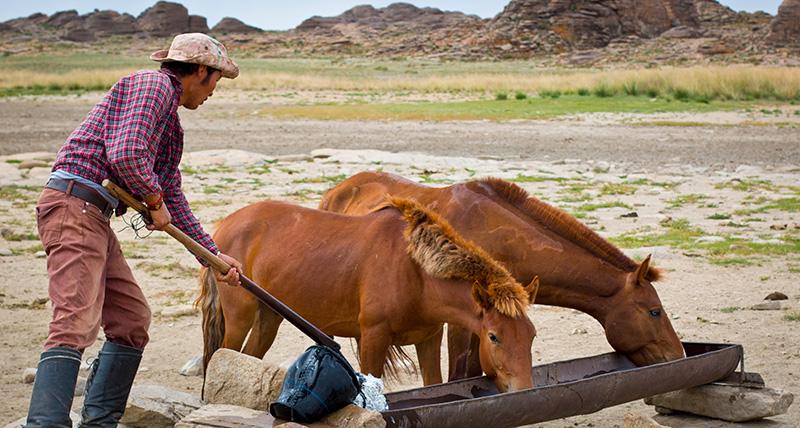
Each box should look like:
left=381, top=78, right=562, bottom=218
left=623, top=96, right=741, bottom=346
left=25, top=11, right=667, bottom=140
left=269, top=345, right=362, bottom=423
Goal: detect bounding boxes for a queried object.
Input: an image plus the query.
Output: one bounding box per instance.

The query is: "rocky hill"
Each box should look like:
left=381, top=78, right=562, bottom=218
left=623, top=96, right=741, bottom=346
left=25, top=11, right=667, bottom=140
left=0, top=0, right=797, bottom=65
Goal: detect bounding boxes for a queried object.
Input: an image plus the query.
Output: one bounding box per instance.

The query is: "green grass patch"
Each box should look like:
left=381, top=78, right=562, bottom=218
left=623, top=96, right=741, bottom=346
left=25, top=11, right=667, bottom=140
left=719, top=306, right=740, bottom=313
left=627, top=178, right=680, bottom=189
left=292, top=174, right=348, bottom=185
left=258, top=96, right=750, bottom=122
left=283, top=188, right=324, bottom=202
left=576, top=201, right=633, bottom=212
left=715, top=179, right=779, bottom=193
left=734, top=197, right=800, bottom=216
left=667, top=194, right=708, bottom=208
left=510, top=173, right=568, bottom=183
left=600, top=183, right=637, bottom=195
left=0, top=185, right=40, bottom=201
left=783, top=311, right=800, bottom=321
left=136, top=261, right=197, bottom=279
left=707, top=213, right=732, bottom=220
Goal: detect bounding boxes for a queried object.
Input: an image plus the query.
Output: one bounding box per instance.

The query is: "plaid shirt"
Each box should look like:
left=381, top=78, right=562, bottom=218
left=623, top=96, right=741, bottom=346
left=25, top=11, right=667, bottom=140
left=52, top=69, right=219, bottom=258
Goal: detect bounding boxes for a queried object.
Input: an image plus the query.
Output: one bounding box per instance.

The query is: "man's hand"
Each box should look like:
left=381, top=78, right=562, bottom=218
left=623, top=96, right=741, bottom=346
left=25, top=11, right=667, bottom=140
left=146, top=203, right=172, bottom=231
left=215, top=253, right=242, bottom=287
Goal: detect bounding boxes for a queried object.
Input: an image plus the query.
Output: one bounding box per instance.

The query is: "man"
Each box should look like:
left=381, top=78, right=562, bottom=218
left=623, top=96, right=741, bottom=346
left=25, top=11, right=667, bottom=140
left=25, top=33, right=243, bottom=428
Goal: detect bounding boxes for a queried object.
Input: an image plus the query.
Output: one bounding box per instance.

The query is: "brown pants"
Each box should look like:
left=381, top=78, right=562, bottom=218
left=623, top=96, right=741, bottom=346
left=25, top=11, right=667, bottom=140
left=37, top=188, right=151, bottom=351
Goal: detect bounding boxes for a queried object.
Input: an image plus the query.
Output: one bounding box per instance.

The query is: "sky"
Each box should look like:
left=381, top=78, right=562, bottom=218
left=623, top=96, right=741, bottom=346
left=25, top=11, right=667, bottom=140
left=1, top=1, right=784, bottom=31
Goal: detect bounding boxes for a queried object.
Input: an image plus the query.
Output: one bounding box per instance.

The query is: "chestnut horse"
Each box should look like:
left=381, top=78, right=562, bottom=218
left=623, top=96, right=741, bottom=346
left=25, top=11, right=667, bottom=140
left=320, top=172, right=685, bottom=379
left=198, top=197, right=538, bottom=391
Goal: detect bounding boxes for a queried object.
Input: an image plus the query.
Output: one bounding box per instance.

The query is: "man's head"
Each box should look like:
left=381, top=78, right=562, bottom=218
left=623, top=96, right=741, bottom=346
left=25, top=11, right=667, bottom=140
left=150, top=33, right=239, bottom=109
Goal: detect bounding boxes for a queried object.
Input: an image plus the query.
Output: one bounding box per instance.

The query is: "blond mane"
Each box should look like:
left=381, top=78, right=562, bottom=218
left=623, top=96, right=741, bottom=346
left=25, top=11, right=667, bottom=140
left=390, top=197, right=529, bottom=318
left=476, top=178, right=662, bottom=282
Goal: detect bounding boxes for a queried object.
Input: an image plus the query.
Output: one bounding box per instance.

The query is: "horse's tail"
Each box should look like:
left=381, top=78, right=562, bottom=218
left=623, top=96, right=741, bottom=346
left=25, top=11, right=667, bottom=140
left=197, top=267, right=225, bottom=385
left=353, top=341, right=417, bottom=382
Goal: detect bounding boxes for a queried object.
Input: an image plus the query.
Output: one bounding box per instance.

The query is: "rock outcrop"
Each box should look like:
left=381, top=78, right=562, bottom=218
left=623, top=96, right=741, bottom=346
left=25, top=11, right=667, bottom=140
left=486, top=0, right=700, bottom=51
left=137, top=1, right=208, bottom=36
left=211, top=17, right=262, bottom=34
left=767, top=0, right=800, bottom=46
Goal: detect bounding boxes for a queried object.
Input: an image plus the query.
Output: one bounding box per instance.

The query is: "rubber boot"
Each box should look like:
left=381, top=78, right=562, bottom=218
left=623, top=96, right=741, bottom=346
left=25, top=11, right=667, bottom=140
left=24, top=346, right=83, bottom=428
left=77, top=342, right=143, bottom=428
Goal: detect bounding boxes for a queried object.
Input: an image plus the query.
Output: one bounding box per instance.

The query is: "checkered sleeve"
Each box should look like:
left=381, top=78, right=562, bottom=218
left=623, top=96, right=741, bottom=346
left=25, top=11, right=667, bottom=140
left=104, top=74, right=171, bottom=197
left=162, top=169, right=220, bottom=265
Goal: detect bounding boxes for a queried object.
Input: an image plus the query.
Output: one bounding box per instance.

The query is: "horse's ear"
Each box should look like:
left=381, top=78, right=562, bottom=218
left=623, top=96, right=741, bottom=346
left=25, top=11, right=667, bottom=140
left=471, top=282, right=492, bottom=310
left=525, top=276, right=540, bottom=305
left=635, top=254, right=652, bottom=285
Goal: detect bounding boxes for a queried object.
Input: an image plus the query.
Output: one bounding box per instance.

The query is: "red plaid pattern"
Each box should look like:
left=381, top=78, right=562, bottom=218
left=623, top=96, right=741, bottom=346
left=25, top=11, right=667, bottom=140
left=52, top=69, right=219, bottom=257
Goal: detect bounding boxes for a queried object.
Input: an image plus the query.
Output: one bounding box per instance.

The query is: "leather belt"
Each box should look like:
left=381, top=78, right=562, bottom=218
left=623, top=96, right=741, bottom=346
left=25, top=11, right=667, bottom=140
left=46, top=178, right=114, bottom=219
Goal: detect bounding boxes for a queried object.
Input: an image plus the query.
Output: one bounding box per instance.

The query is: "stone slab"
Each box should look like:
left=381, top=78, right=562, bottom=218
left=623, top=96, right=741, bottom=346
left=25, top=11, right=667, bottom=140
left=645, top=384, right=794, bottom=422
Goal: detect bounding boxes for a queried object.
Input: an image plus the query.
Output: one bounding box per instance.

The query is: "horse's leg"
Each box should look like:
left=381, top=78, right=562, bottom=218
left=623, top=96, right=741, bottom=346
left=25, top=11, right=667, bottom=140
left=415, top=327, right=443, bottom=385
left=221, top=294, right=257, bottom=353
left=241, top=304, right=283, bottom=359
left=447, top=324, right=483, bottom=381
left=358, top=328, right=391, bottom=379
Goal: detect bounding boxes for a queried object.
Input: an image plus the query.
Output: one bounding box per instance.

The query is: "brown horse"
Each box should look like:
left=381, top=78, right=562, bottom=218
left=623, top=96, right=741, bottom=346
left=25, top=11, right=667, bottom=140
left=198, top=197, right=538, bottom=392
left=320, top=171, right=685, bottom=379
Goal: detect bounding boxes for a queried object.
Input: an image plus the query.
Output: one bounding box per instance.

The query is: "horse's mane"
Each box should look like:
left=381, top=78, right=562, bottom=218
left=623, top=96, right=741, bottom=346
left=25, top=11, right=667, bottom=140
left=476, top=178, right=661, bottom=281
left=391, top=197, right=529, bottom=318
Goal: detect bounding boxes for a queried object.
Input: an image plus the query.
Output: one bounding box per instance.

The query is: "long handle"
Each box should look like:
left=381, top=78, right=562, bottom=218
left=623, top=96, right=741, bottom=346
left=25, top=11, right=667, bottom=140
left=102, top=180, right=340, bottom=351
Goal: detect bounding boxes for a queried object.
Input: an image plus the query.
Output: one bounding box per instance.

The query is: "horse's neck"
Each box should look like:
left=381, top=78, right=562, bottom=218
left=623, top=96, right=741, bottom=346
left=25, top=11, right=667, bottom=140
left=421, top=277, right=482, bottom=334
left=441, top=184, right=629, bottom=322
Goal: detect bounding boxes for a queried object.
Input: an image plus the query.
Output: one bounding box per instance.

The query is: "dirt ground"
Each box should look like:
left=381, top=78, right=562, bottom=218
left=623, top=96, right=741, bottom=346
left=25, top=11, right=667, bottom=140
left=0, top=94, right=798, bottom=427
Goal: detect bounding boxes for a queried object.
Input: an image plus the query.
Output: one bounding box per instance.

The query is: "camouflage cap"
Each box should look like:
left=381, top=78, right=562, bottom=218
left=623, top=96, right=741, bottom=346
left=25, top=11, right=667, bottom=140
left=150, top=33, right=239, bottom=79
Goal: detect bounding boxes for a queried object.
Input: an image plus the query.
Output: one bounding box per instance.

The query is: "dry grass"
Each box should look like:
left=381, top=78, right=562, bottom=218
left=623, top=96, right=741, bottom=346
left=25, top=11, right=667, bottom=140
left=1, top=55, right=799, bottom=101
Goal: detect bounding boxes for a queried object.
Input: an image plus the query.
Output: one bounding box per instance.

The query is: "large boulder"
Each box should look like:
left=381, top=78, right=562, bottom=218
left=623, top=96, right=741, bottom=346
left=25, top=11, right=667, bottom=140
left=85, top=11, right=138, bottom=35
left=188, top=15, right=209, bottom=33
left=46, top=10, right=82, bottom=28
left=645, top=384, right=794, bottom=422
left=203, top=348, right=287, bottom=411
left=211, top=17, right=262, bottom=34
left=767, top=0, right=800, bottom=46
left=137, top=1, right=191, bottom=37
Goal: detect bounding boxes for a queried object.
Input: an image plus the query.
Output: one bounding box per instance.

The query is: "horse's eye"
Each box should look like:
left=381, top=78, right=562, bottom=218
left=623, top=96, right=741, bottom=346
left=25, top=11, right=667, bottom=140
left=649, top=309, right=662, bottom=317
left=488, top=333, right=499, bottom=344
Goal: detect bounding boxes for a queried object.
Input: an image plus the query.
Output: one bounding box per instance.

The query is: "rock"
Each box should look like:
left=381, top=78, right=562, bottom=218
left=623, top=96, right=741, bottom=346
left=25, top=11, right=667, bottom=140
left=175, top=404, right=275, bottom=427
left=179, top=355, right=204, bottom=377
left=324, top=404, right=385, bottom=428
left=46, top=10, right=82, bottom=28
left=695, top=236, right=725, bottom=243
left=159, top=304, right=197, bottom=318
left=204, top=349, right=287, bottom=411
left=0, top=248, right=13, bottom=256
left=22, top=368, right=36, bottom=384
left=623, top=412, right=666, bottom=428
left=188, top=15, right=209, bottom=33
left=137, top=1, right=191, bottom=37
left=35, top=251, right=47, bottom=258
left=17, top=160, right=50, bottom=170
left=571, top=327, right=588, bottom=335
left=765, top=292, right=788, bottom=301
left=85, top=10, right=138, bottom=36
left=211, top=17, right=262, bottom=34
left=751, top=301, right=782, bottom=311
left=645, top=384, right=794, bottom=422
left=661, top=25, right=705, bottom=38
left=621, top=212, right=639, bottom=218
left=120, top=384, right=204, bottom=427
left=698, top=40, right=735, bottom=55
left=767, top=0, right=800, bottom=46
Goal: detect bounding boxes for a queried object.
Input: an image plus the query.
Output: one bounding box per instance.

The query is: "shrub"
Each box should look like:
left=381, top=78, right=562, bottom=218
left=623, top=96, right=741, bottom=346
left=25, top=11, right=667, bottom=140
left=515, top=91, right=527, bottom=100
left=495, top=92, right=508, bottom=101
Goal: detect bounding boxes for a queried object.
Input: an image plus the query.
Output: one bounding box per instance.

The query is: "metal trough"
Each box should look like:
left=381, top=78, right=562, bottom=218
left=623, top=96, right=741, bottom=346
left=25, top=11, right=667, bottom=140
left=381, top=342, right=744, bottom=428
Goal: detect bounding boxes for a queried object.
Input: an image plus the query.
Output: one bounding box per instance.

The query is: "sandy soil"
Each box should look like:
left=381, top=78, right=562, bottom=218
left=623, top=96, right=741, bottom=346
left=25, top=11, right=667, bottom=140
left=0, top=95, right=798, bottom=427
